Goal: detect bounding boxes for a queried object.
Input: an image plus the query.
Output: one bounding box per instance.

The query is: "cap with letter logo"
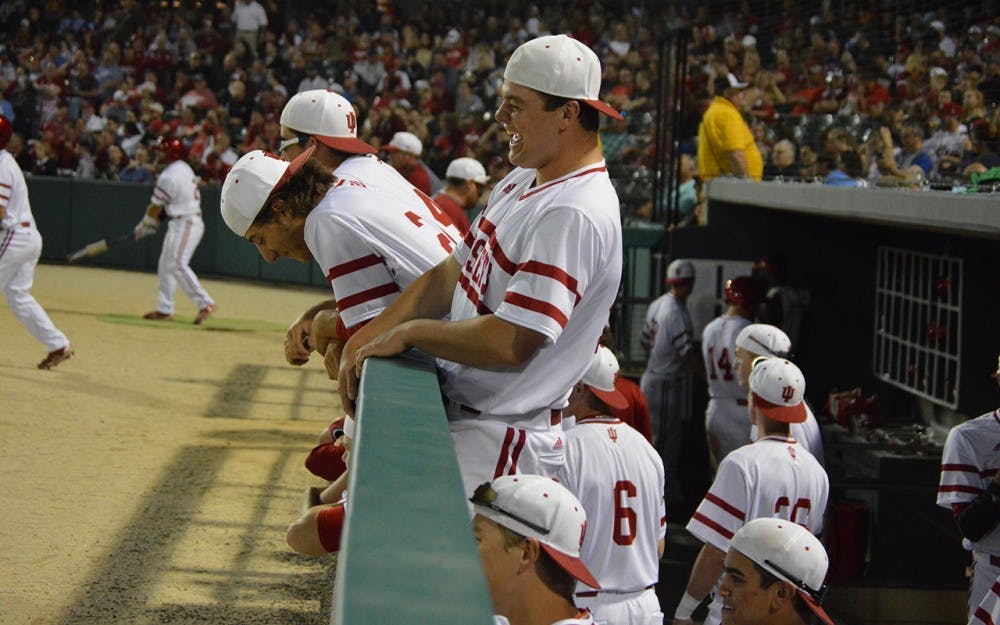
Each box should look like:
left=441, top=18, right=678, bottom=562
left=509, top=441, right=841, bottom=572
left=748, top=357, right=807, bottom=423
left=280, top=89, right=375, bottom=155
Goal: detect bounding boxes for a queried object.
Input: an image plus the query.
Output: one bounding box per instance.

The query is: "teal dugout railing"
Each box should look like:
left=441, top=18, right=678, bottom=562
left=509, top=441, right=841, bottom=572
left=332, top=351, right=494, bottom=625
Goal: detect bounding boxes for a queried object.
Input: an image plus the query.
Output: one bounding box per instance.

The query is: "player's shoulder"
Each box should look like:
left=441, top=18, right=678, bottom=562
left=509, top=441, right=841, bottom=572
left=957, top=409, right=1000, bottom=432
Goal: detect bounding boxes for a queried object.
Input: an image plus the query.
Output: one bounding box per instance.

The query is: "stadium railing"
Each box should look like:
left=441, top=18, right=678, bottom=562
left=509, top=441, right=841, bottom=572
left=332, top=350, right=494, bottom=625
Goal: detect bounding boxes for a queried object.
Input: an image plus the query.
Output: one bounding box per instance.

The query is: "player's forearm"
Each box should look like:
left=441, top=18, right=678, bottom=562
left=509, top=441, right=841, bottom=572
left=145, top=203, right=164, bottom=221
left=301, top=299, right=338, bottom=321
left=956, top=482, right=1000, bottom=541
left=683, top=542, right=726, bottom=602
left=394, top=315, right=547, bottom=368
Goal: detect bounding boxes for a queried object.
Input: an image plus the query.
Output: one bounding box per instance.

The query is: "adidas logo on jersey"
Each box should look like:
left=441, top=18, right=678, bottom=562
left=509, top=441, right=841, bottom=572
left=552, top=436, right=563, bottom=451
left=502, top=182, right=517, bottom=194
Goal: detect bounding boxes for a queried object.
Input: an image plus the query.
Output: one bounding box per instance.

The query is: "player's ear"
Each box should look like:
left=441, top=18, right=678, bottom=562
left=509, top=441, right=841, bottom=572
left=560, top=100, right=581, bottom=127
left=519, top=536, right=541, bottom=571
left=770, top=581, right=795, bottom=610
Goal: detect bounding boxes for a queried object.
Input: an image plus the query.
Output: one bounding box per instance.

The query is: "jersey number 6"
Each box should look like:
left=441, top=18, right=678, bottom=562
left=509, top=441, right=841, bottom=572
left=613, top=480, right=638, bottom=546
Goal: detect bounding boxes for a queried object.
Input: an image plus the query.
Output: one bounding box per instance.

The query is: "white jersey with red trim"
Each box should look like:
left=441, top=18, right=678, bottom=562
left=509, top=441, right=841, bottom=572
left=687, top=436, right=828, bottom=551
left=687, top=435, right=828, bottom=625
left=640, top=294, right=668, bottom=350
left=558, top=417, right=666, bottom=596
left=937, top=409, right=1000, bottom=554
left=439, top=163, right=622, bottom=418
left=0, top=150, right=31, bottom=228
left=973, top=575, right=1000, bottom=625
left=304, top=165, right=461, bottom=330
left=702, top=314, right=750, bottom=399
left=151, top=160, right=201, bottom=217
left=643, top=293, right=693, bottom=378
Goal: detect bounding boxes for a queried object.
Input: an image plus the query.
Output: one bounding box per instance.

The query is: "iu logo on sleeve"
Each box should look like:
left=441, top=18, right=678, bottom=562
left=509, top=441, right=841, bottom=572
left=781, top=385, right=796, bottom=403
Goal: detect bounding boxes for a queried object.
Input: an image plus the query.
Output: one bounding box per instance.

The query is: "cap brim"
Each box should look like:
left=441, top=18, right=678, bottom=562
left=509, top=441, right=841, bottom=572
left=315, top=135, right=377, bottom=155
left=588, top=385, right=629, bottom=411
left=798, top=590, right=835, bottom=625
left=584, top=99, right=624, bottom=120
left=752, top=393, right=807, bottom=423
left=270, top=144, right=315, bottom=196
left=539, top=544, right=601, bottom=589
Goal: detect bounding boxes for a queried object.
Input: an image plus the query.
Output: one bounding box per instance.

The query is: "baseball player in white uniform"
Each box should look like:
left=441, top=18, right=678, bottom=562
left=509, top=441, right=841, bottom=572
left=472, top=475, right=601, bottom=625
left=972, top=573, right=1000, bottom=625
left=558, top=346, right=665, bottom=625
left=733, top=323, right=824, bottom=464
left=937, top=353, right=1000, bottom=622
left=640, top=258, right=704, bottom=507
left=136, top=137, right=216, bottom=324
left=701, top=276, right=764, bottom=470
left=721, top=518, right=836, bottom=625
left=338, top=34, right=624, bottom=499
left=0, top=115, right=73, bottom=369
left=268, top=89, right=459, bottom=375
left=221, top=144, right=461, bottom=348
left=674, top=358, right=829, bottom=625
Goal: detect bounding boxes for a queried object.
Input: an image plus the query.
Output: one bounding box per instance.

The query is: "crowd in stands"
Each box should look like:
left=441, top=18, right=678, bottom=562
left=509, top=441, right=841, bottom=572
left=2, top=0, right=999, bottom=225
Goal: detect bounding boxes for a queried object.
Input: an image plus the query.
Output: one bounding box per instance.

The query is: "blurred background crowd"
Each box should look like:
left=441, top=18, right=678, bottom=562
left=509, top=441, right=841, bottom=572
left=2, top=0, right=998, bottom=224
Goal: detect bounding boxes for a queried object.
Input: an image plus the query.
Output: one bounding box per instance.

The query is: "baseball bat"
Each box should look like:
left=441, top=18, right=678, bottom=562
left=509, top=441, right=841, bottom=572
left=67, top=231, right=139, bottom=263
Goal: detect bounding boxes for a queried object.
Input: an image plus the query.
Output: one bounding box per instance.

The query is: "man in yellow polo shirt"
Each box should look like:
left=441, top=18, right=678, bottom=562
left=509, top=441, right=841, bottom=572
left=698, top=72, right=763, bottom=182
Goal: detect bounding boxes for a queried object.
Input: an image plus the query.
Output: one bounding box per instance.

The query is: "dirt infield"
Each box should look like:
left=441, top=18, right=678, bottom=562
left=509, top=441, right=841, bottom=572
left=1, top=264, right=341, bottom=624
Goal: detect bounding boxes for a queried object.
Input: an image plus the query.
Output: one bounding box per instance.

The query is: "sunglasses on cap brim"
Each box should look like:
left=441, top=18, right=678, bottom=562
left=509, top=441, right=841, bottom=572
left=470, top=482, right=550, bottom=535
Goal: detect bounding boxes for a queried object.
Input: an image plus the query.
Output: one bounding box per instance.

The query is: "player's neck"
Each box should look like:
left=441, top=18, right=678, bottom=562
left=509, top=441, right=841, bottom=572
left=534, top=132, right=603, bottom=186
left=502, top=586, right=579, bottom=625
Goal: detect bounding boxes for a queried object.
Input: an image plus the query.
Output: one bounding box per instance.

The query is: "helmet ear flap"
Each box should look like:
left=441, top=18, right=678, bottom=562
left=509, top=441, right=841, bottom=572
left=0, top=115, right=12, bottom=151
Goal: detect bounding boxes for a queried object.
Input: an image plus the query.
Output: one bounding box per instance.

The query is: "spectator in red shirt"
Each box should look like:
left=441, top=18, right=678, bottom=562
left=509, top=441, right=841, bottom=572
left=384, top=130, right=440, bottom=195
left=432, top=157, right=490, bottom=236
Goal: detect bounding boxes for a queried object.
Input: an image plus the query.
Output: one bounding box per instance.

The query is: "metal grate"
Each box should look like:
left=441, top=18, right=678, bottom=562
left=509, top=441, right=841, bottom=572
left=873, top=247, right=962, bottom=408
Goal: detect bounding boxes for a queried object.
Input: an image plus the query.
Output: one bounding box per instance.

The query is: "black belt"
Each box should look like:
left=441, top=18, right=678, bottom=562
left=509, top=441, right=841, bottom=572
left=449, top=400, right=562, bottom=426
left=576, top=584, right=655, bottom=598
left=172, top=212, right=201, bottom=220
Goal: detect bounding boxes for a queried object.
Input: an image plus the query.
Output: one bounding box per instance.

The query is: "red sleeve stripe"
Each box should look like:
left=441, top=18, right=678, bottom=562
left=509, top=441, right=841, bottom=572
left=973, top=606, right=995, bottom=625
left=983, top=469, right=1000, bottom=478
left=335, top=282, right=400, bottom=312
left=0, top=182, right=11, bottom=189
left=938, top=484, right=983, bottom=495
left=462, top=230, right=475, bottom=247
left=517, top=260, right=581, bottom=304
left=705, top=492, right=745, bottom=521
left=941, top=463, right=981, bottom=473
left=326, top=253, right=384, bottom=281
left=0, top=192, right=9, bottom=201
left=661, top=516, right=667, bottom=526
left=154, top=185, right=171, bottom=199
left=691, top=511, right=734, bottom=540
left=478, top=217, right=497, bottom=237
left=490, top=237, right=518, bottom=274
left=503, top=292, right=568, bottom=328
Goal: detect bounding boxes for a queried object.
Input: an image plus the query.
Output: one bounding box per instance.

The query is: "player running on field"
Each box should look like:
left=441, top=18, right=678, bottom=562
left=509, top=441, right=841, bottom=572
left=0, top=115, right=73, bottom=369
left=136, top=136, right=216, bottom=324
left=674, top=357, right=828, bottom=625
left=339, top=34, right=625, bottom=498
left=558, top=346, right=665, bottom=625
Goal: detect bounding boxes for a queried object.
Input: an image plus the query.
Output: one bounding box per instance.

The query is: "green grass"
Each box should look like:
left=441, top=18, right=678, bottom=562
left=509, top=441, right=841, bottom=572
left=98, top=313, right=286, bottom=333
